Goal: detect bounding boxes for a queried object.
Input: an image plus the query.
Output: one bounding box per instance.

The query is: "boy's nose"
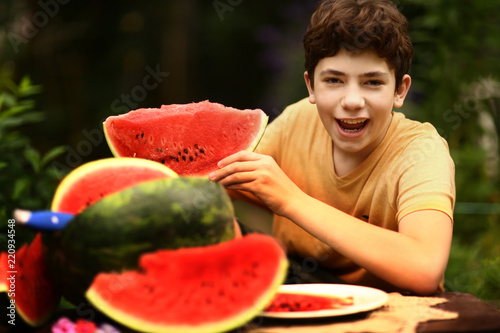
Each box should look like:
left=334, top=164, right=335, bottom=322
left=341, top=87, right=365, bottom=111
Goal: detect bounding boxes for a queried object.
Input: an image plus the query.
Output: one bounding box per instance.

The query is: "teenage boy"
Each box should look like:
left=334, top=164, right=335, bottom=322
left=210, top=0, right=455, bottom=295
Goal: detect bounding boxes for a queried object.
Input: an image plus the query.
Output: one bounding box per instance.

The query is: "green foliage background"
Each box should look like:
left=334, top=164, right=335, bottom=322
left=0, top=0, right=499, bottom=303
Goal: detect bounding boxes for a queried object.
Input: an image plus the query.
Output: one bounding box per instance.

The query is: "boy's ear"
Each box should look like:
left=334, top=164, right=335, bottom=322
left=394, top=74, right=412, bottom=108
left=304, top=71, right=316, bottom=104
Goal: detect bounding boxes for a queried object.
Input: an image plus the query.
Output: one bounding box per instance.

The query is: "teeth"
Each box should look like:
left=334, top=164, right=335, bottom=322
left=340, top=119, right=366, bottom=124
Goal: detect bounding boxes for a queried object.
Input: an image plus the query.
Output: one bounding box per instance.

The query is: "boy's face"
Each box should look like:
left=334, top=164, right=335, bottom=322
left=305, top=48, right=411, bottom=161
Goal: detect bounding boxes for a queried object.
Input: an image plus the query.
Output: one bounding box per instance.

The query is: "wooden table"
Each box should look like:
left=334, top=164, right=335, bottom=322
left=244, top=292, right=500, bottom=333
left=1, top=292, right=499, bottom=333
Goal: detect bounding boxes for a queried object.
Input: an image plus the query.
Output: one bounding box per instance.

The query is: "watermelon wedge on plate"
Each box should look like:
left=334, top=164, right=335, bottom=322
left=103, top=100, right=268, bottom=176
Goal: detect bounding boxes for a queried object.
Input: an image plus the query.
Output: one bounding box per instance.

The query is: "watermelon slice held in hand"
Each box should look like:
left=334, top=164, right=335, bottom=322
left=86, top=234, right=288, bottom=333
left=103, top=100, right=269, bottom=176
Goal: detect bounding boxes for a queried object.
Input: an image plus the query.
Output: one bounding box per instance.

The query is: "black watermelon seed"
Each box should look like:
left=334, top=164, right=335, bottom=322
left=141, top=132, right=144, bottom=138
left=183, top=148, right=188, bottom=154
left=176, top=157, right=179, bottom=162
left=194, top=144, right=199, bottom=149
left=161, top=159, right=165, bottom=164
left=189, top=156, right=193, bottom=161
left=200, top=149, right=205, bottom=154
left=178, top=151, right=182, bottom=156
left=136, top=134, right=139, bottom=139
left=182, top=156, right=186, bottom=161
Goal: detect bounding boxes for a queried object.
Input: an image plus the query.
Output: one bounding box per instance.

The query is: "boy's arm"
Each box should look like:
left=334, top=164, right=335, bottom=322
left=210, top=150, right=452, bottom=295
left=286, top=195, right=452, bottom=295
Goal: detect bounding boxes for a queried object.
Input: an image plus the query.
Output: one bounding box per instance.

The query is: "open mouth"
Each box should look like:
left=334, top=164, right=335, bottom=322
left=337, top=119, right=368, bottom=133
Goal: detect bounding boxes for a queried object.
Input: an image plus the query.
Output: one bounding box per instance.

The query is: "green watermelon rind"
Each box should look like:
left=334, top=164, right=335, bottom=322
left=55, top=177, right=235, bottom=305
left=103, top=123, right=120, bottom=158
left=248, top=112, right=269, bottom=152
left=85, top=236, right=289, bottom=333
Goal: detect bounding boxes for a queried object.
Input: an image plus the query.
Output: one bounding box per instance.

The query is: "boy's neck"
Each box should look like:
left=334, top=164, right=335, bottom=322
left=333, top=147, right=367, bottom=177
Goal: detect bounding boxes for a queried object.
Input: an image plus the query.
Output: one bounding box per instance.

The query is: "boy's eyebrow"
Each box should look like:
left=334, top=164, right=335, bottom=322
left=319, top=69, right=390, bottom=78
left=361, top=71, right=390, bottom=78
left=319, top=69, right=345, bottom=77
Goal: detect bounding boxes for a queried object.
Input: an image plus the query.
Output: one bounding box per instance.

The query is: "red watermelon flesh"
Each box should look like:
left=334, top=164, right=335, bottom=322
left=103, top=100, right=268, bottom=176
left=0, top=252, right=7, bottom=292
left=8, top=233, right=61, bottom=327
left=265, top=292, right=354, bottom=312
left=86, top=234, right=288, bottom=333
left=51, top=157, right=177, bottom=214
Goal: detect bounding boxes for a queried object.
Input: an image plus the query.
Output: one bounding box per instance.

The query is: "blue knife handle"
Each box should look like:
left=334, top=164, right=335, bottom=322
left=17, top=210, right=75, bottom=231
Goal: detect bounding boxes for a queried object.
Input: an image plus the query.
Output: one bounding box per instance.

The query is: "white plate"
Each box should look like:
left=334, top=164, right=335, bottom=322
left=262, top=284, right=388, bottom=319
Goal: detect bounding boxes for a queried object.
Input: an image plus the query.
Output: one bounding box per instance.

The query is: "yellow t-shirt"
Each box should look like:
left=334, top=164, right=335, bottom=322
left=254, top=97, right=456, bottom=293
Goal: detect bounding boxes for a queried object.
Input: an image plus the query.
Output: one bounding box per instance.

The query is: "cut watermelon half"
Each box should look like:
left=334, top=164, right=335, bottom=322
left=86, top=234, right=288, bottom=333
left=8, top=233, right=61, bottom=327
left=51, top=157, right=178, bottom=214
left=103, top=100, right=269, bottom=176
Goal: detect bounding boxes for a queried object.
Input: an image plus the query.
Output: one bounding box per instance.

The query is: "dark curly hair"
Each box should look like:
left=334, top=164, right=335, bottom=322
left=303, top=0, right=413, bottom=90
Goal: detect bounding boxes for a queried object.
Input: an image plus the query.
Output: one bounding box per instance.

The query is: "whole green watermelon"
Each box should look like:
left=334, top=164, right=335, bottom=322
left=51, top=177, right=235, bottom=305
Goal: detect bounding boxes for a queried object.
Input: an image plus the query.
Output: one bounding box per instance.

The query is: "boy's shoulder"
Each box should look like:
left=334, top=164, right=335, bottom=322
left=391, top=112, right=444, bottom=142
left=387, top=112, right=451, bottom=163
left=283, top=97, right=316, bottom=115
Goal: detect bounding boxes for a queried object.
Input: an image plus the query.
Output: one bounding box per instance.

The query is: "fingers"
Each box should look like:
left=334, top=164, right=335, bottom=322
left=209, top=151, right=261, bottom=182
left=209, top=160, right=258, bottom=184
left=216, top=150, right=261, bottom=168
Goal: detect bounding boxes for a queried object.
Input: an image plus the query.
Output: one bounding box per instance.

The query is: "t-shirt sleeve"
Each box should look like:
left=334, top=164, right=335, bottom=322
left=254, top=102, right=295, bottom=161
left=395, top=132, right=456, bottom=222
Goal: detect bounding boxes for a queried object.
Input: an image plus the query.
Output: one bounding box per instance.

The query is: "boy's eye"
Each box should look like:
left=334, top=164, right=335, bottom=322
left=366, top=80, right=383, bottom=86
left=326, top=78, right=342, bottom=84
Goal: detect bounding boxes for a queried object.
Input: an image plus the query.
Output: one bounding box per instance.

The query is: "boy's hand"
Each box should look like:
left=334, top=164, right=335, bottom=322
left=209, top=151, right=303, bottom=217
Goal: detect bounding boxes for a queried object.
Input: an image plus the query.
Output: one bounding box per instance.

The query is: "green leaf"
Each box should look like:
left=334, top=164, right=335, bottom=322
left=1, top=104, right=33, bottom=119
left=40, top=146, right=66, bottom=168
left=0, top=92, right=17, bottom=111
left=12, top=177, right=31, bottom=200
left=18, top=76, right=42, bottom=97
left=24, top=147, right=41, bottom=173
left=0, top=111, right=45, bottom=130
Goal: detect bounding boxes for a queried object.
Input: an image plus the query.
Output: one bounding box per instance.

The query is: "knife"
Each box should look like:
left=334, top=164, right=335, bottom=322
left=13, top=209, right=75, bottom=231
